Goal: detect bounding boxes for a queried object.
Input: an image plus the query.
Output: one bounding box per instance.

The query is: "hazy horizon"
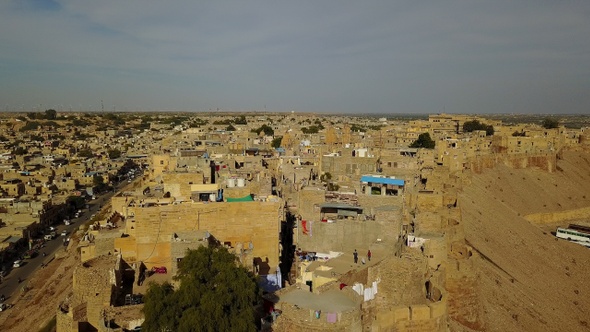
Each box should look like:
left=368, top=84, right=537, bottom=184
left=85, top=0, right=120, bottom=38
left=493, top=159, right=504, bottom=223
left=1, top=1, right=589, bottom=114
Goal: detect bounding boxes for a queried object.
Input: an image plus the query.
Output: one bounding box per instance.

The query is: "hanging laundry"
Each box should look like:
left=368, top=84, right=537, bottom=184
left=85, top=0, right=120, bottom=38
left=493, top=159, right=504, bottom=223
left=326, top=312, right=337, bottom=323
left=352, top=283, right=364, bottom=296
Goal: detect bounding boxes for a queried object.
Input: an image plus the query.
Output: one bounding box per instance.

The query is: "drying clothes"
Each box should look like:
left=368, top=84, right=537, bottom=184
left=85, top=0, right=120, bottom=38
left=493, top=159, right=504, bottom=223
left=326, top=312, right=337, bottom=323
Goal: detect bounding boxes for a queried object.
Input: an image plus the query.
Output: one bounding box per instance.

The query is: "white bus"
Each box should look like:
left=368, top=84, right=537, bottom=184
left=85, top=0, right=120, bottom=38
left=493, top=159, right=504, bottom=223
left=556, top=227, right=590, bottom=247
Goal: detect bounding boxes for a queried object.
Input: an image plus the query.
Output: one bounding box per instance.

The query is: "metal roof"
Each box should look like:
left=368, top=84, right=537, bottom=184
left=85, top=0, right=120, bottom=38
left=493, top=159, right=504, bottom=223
left=360, top=175, right=405, bottom=186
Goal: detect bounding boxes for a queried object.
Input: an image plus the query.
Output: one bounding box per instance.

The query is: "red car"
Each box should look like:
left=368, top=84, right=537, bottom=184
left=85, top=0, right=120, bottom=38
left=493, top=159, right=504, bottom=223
left=151, top=266, right=167, bottom=274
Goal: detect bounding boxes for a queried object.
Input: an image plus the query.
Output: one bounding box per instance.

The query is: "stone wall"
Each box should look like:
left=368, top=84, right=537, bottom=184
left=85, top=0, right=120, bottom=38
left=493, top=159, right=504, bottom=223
left=72, top=255, right=122, bottom=329
left=122, top=201, right=281, bottom=271
left=273, top=302, right=362, bottom=332
left=468, top=153, right=557, bottom=174
left=56, top=307, right=77, bottom=332
left=162, top=172, right=205, bottom=198
left=524, top=206, right=590, bottom=224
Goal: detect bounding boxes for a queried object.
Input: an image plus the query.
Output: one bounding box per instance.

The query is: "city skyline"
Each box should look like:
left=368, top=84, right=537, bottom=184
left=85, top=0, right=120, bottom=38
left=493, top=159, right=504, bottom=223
left=1, top=1, right=589, bottom=114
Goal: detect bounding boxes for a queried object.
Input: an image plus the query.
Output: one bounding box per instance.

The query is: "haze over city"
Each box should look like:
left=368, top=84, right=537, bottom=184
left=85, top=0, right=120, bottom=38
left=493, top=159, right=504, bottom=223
left=1, top=0, right=589, bottom=114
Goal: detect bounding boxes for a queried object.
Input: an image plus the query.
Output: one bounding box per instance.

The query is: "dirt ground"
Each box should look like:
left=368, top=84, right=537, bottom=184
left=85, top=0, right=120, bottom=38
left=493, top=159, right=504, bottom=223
left=453, top=149, right=590, bottom=331
left=0, top=237, right=80, bottom=332
left=0, top=204, right=116, bottom=332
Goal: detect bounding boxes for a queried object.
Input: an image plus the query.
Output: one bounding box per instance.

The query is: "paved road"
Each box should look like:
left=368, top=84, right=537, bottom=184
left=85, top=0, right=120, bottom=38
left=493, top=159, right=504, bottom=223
left=0, top=181, right=130, bottom=305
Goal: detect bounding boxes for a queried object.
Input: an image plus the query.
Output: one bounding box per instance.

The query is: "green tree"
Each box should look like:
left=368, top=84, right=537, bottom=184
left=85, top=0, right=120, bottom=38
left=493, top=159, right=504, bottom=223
left=13, top=146, right=28, bottom=155
left=19, top=121, right=41, bottom=132
left=77, top=149, right=94, bottom=159
left=271, top=136, right=283, bottom=149
left=72, top=118, right=90, bottom=127
left=93, top=175, right=104, bottom=187
left=350, top=124, right=365, bottom=132
left=251, top=124, right=274, bottom=136
left=142, top=246, right=259, bottom=332
left=542, top=117, right=559, bottom=129
left=234, top=115, right=247, bottom=125
left=301, top=126, right=320, bottom=134
left=27, top=112, right=39, bottom=120
left=512, top=131, right=526, bottom=137
left=409, top=132, right=436, bottom=149
left=320, top=172, right=332, bottom=182
left=66, top=195, right=86, bottom=211
left=463, top=120, right=494, bottom=136
left=107, top=149, right=122, bottom=159
left=93, top=174, right=109, bottom=192
left=45, top=109, right=57, bottom=120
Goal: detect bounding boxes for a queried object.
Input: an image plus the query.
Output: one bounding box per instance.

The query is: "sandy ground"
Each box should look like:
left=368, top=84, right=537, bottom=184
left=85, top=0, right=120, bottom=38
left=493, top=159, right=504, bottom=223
left=0, top=200, right=120, bottom=332
left=454, top=149, right=590, bottom=331
left=0, top=238, right=79, bottom=332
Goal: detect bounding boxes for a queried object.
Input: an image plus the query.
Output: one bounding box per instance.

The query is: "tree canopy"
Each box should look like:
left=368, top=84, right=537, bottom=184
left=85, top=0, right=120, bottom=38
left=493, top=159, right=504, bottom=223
left=77, top=148, right=94, bottom=159
left=107, top=148, right=122, bottom=159
left=142, top=246, right=259, bottom=332
left=542, top=117, right=559, bottom=129
left=463, top=120, right=494, bottom=136
left=271, top=136, right=283, bottom=149
left=409, top=132, right=436, bottom=149
left=251, top=124, right=274, bottom=136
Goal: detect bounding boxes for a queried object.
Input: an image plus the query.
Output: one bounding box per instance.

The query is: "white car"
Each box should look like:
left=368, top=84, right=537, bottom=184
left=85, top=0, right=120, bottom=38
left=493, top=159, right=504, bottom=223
left=61, top=230, right=68, bottom=236
left=13, top=260, right=22, bottom=268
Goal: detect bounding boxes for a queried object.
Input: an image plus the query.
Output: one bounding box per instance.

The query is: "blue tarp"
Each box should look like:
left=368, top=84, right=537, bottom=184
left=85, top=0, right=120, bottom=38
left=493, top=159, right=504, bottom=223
left=360, top=176, right=405, bottom=186
left=259, top=272, right=282, bottom=292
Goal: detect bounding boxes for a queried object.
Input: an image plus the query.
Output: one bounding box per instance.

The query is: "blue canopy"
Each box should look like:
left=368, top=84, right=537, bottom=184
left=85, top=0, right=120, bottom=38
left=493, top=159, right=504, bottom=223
left=361, top=175, right=405, bottom=186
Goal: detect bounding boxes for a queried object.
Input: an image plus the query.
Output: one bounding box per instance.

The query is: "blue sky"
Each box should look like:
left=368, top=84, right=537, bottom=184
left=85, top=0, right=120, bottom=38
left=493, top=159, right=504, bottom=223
left=0, top=1, right=589, bottom=114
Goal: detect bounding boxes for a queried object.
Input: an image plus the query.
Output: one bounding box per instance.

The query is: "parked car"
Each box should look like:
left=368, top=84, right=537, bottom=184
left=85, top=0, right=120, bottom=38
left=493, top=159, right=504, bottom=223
left=151, top=266, right=167, bottom=274
left=13, top=260, right=22, bottom=268
left=44, top=234, right=53, bottom=241
left=61, top=230, right=68, bottom=237
left=23, top=250, right=37, bottom=259
left=0, top=303, right=11, bottom=311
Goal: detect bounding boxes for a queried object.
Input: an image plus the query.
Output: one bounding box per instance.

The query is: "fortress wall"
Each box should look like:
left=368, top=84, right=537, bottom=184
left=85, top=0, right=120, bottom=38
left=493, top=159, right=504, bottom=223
left=524, top=206, right=590, bottom=224
left=56, top=308, right=77, bottom=332
left=373, top=300, right=447, bottom=332
left=469, top=153, right=557, bottom=174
